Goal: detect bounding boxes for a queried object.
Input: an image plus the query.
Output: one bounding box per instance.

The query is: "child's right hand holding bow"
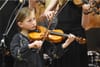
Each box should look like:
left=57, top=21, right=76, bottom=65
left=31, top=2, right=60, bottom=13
left=28, top=40, right=43, bottom=49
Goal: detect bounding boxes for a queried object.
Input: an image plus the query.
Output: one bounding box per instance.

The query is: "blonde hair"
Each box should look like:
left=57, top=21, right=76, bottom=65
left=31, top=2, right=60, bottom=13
left=16, top=7, right=35, bottom=22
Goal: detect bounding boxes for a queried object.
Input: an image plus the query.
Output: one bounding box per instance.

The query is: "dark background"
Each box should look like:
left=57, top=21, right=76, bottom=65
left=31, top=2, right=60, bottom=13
left=0, top=1, right=28, bottom=67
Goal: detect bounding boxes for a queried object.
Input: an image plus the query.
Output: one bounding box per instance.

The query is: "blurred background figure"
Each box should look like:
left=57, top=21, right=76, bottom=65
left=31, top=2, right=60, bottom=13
left=30, top=0, right=88, bottom=67
left=82, top=0, right=100, bottom=66
left=0, top=0, right=28, bottom=67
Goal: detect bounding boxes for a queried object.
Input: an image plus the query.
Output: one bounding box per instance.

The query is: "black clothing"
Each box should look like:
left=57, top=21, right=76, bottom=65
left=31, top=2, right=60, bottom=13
left=10, top=33, right=44, bottom=67
left=10, top=33, right=65, bottom=67
left=86, top=28, right=100, bottom=52
left=50, top=1, right=88, bottom=67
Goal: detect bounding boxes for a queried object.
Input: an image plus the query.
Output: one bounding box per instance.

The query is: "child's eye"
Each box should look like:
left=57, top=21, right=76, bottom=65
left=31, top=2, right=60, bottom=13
left=28, top=18, right=35, bottom=22
left=32, top=18, right=35, bottom=20
left=27, top=19, right=32, bottom=22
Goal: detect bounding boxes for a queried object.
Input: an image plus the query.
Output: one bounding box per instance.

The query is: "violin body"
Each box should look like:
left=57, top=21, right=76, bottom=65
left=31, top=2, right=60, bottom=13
left=48, top=29, right=64, bottom=43
left=29, top=26, right=46, bottom=40
left=28, top=26, right=64, bottom=43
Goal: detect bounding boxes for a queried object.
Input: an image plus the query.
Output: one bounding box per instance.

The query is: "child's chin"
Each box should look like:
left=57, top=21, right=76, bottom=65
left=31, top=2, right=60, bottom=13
left=29, top=28, right=36, bottom=31
left=31, top=27, right=36, bottom=30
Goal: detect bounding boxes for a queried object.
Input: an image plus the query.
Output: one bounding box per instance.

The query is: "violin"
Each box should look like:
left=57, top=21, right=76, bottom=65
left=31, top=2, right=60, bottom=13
left=28, top=26, right=86, bottom=44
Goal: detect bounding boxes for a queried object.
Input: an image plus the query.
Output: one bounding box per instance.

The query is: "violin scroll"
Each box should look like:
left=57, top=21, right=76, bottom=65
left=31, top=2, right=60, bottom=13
left=75, top=37, right=87, bottom=44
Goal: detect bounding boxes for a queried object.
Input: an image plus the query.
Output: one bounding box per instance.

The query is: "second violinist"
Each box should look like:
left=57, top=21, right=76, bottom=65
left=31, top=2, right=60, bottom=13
left=10, top=7, right=75, bottom=67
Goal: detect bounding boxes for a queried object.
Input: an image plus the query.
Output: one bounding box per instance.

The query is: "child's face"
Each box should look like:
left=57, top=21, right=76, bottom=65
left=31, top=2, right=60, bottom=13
left=19, top=11, right=37, bottom=31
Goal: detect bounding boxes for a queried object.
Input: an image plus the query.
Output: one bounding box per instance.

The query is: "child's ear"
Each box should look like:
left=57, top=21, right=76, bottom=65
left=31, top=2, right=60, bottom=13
left=17, top=21, right=23, bottom=28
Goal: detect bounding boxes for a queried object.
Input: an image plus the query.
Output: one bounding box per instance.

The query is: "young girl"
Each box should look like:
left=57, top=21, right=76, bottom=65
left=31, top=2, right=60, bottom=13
left=10, top=7, right=75, bottom=67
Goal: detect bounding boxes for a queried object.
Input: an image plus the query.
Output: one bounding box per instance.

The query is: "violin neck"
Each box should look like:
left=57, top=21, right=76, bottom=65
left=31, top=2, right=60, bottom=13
left=50, top=31, right=69, bottom=37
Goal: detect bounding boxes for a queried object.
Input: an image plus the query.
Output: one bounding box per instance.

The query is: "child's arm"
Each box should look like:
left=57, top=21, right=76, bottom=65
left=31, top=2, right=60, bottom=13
left=10, top=35, right=30, bottom=60
left=10, top=34, right=43, bottom=60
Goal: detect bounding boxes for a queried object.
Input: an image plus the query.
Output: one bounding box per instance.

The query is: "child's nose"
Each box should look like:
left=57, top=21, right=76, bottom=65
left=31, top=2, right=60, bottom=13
left=32, top=21, right=36, bottom=25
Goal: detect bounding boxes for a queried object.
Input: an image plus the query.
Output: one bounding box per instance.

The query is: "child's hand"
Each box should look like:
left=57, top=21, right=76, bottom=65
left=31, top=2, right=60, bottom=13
left=28, top=40, right=43, bottom=49
left=62, top=33, right=75, bottom=49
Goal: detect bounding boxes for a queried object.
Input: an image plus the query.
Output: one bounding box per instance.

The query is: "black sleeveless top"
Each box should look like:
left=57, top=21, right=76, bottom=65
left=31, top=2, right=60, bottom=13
left=57, top=1, right=83, bottom=31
